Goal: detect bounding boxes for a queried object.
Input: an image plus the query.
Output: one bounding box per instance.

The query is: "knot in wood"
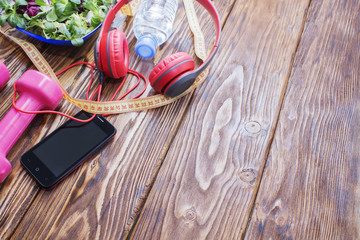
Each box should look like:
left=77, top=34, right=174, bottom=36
left=184, top=208, right=197, bottom=222
left=276, top=216, right=287, bottom=226
left=245, top=121, right=262, bottom=134
left=238, top=169, right=256, bottom=184
left=90, top=159, right=97, bottom=169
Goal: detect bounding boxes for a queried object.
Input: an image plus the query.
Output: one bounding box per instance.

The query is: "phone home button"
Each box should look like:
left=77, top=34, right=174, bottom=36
left=35, top=167, right=40, bottom=172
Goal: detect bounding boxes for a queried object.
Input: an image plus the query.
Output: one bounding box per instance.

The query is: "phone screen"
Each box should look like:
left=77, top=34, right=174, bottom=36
left=21, top=111, right=116, bottom=188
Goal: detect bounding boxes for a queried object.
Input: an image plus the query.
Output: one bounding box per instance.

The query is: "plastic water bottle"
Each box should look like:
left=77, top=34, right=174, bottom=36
left=133, top=0, right=178, bottom=58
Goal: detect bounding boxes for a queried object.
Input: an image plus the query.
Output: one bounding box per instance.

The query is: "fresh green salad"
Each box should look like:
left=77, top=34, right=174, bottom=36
left=0, top=0, right=112, bottom=46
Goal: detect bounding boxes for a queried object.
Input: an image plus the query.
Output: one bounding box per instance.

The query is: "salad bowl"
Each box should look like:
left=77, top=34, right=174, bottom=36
left=0, top=0, right=111, bottom=46
left=16, top=23, right=102, bottom=46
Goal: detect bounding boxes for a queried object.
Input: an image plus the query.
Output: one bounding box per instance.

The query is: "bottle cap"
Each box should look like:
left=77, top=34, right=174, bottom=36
left=135, top=36, right=157, bottom=58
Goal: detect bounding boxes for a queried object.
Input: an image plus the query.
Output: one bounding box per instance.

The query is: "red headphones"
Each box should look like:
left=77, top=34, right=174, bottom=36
left=94, top=0, right=221, bottom=98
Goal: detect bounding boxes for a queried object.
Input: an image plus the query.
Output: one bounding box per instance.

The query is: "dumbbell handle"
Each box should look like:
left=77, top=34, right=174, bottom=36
left=0, top=94, right=43, bottom=183
left=0, top=60, right=10, bottom=89
left=0, top=94, right=41, bottom=155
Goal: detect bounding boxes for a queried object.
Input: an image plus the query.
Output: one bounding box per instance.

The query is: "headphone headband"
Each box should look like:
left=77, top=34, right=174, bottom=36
left=196, top=0, right=221, bottom=47
left=100, top=0, right=220, bottom=54
left=98, top=0, right=131, bottom=37
left=96, top=0, right=221, bottom=97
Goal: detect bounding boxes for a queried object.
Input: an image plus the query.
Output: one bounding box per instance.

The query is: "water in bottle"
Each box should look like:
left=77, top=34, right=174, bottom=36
left=133, top=0, right=178, bottom=58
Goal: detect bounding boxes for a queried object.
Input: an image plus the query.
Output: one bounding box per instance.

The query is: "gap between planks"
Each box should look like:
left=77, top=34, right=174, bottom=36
left=242, top=0, right=315, bottom=238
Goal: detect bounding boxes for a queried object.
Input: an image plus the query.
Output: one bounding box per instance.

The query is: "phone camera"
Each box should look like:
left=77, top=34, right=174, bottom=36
left=35, top=167, right=40, bottom=172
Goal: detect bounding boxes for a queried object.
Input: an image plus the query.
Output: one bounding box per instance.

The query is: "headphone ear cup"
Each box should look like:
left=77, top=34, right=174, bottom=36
left=99, top=30, right=129, bottom=79
left=149, top=52, right=195, bottom=94
left=108, top=30, right=129, bottom=78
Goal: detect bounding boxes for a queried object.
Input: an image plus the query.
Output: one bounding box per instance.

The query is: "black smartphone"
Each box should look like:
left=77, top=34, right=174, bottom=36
left=21, top=111, right=117, bottom=188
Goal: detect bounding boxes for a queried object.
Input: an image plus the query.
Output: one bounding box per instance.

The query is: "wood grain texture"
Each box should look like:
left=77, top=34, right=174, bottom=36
left=130, top=0, right=312, bottom=239
left=245, top=0, right=360, bottom=239
left=1, top=1, right=235, bottom=239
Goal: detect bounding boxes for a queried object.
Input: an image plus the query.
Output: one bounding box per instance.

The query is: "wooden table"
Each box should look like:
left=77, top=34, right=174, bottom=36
left=0, top=0, right=359, bottom=239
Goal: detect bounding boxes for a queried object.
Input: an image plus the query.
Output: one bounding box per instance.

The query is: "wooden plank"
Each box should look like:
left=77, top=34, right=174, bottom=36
left=129, top=0, right=312, bottom=239
left=245, top=0, right=360, bottom=239
left=2, top=1, right=235, bottom=239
